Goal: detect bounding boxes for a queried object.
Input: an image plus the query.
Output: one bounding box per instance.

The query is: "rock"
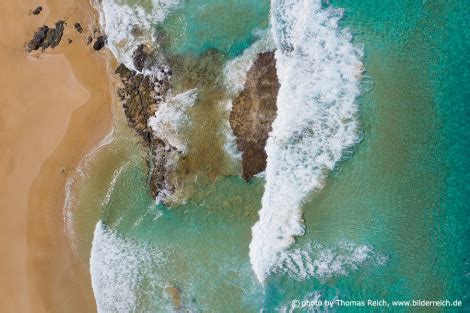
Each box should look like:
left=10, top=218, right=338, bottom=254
left=27, top=21, right=65, bottom=52
left=67, top=39, right=72, bottom=44
left=132, top=44, right=147, bottom=72
left=74, top=22, right=83, bottom=33
left=115, top=51, right=174, bottom=201
left=230, top=51, right=279, bottom=180
left=32, top=6, right=42, bottom=15
left=26, top=26, right=49, bottom=51
left=93, top=35, right=106, bottom=51
left=149, top=139, right=179, bottom=200
left=86, top=36, right=92, bottom=45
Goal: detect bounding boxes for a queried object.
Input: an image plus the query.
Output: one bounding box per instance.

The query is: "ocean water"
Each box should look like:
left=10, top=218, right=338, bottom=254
left=67, top=0, right=469, bottom=311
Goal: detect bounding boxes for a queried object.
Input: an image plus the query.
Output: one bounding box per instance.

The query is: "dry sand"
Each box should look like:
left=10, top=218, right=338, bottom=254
left=0, top=0, right=112, bottom=312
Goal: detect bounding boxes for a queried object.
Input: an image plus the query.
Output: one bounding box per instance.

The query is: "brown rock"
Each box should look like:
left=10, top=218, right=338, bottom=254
left=230, top=51, right=279, bottom=180
left=115, top=54, right=174, bottom=201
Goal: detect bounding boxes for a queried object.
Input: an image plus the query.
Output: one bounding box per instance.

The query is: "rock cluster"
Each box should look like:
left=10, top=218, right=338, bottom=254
left=27, top=21, right=65, bottom=52
left=230, top=51, right=279, bottom=180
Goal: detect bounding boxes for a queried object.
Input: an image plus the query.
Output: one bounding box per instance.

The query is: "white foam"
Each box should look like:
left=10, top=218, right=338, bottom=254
left=148, top=89, right=198, bottom=153
left=63, top=176, right=77, bottom=252
left=219, top=99, right=242, bottom=160
left=249, top=0, right=364, bottom=283
left=101, top=162, right=128, bottom=208
left=63, top=128, right=114, bottom=252
left=90, top=221, right=166, bottom=312
left=97, top=0, right=179, bottom=71
left=275, top=241, right=386, bottom=281
left=77, top=128, right=114, bottom=177
left=223, top=30, right=275, bottom=97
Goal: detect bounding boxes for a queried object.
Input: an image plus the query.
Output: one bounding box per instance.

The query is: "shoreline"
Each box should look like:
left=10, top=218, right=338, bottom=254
left=0, top=0, right=113, bottom=312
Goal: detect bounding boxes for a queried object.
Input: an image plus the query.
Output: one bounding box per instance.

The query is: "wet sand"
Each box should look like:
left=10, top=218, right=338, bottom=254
left=0, top=0, right=111, bottom=312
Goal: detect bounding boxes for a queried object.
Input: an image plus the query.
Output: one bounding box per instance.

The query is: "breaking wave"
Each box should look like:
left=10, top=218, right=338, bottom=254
left=223, top=30, right=275, bottom=97
left=97, top=0, right=179, bottom=71
left=274, top=241, right=387, bottom=281
left=249, top=0, right=364, bottom=283
left=90, top=221, right=167, bottom=312
left=148, top=88, right=198, bottom=153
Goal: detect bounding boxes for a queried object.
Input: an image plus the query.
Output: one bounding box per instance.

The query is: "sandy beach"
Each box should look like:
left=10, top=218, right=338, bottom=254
left=0, top=0, right=111, bottom=312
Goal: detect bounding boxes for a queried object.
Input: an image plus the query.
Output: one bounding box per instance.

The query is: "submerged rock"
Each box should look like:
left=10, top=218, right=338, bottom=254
left=93, top=35, right=106, bottom=51
left=165, top=285, right=182, bottom=311
left=230, top=51, right=279, bottom=180
left=27, top=21, right=65, bottom=52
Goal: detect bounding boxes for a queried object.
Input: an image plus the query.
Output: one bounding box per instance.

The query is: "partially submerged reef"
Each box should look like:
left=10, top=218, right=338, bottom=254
left=230, top=51, right=279, bottom=180
left=114, top=44, right=176, bottom=202
left=113, top=42, right=280, bottom=204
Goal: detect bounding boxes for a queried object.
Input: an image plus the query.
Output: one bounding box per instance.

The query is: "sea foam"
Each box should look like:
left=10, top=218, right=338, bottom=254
left=148, top=88, right=198, bottom=153
left=223, top=30, right=275, bottom=97
left=249, top=0, right=364, bottom=283
left=90, top=221, right=166, bottom=312
left=275, top=241, right=387, bottom=281
left=97, top=0, right=179, bottom=71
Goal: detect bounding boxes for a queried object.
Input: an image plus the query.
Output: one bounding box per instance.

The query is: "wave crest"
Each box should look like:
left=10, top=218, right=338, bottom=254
left=249, top=0, right=364, bottom=283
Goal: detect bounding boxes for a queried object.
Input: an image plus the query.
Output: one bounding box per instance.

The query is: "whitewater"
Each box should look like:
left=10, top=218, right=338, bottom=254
left=249, top=0, right=364, bottom=283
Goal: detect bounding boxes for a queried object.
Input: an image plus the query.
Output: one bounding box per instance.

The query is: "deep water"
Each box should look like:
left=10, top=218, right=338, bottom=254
left=70, top=0, right=469, bottom=311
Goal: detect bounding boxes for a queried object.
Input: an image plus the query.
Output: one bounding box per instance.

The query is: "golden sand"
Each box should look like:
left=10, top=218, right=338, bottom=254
left=0, top=0, right=112, bottom=311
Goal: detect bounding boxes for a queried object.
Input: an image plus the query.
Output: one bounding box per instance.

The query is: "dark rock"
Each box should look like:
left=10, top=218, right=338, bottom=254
left=230, top=51, right=279, bottom=180
left=74, top=22, right=83, bottom=33
left=27, top=21, right=65, bottom=52
left=67, top=39, right=72, bottom=44
left=132, top=44, right=148, bottom=72
left=86, top=36, right=93, bottom=45
left=115, top=63, right=134, bottom=81
left=115, top=56, right=173, bottom=201
left=27, top=26, right=49, bottom=51
left=93, top=35, right=106, bottom=51
left=32, top=6, right=42, bottom=15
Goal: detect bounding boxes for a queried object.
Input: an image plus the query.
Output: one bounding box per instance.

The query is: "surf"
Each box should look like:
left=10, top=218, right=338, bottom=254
left=249, top=0, right=364, bottom=283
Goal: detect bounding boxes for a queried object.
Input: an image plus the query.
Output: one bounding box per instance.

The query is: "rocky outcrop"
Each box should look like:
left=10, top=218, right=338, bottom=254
left=27, top=21, right=65, bottom=52
left=229, top=51, right=279, bottom=180
left=115, top=45, right=178, bottom=201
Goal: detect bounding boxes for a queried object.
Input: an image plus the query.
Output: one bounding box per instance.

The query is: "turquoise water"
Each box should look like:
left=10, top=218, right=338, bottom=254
left=77, top=0, right=469, bottom=311
left=161, top=0, right=270, bottom=57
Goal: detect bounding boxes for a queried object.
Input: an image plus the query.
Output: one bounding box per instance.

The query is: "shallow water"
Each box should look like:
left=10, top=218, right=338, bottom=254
left=69, top=0, right=469, bottom=311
